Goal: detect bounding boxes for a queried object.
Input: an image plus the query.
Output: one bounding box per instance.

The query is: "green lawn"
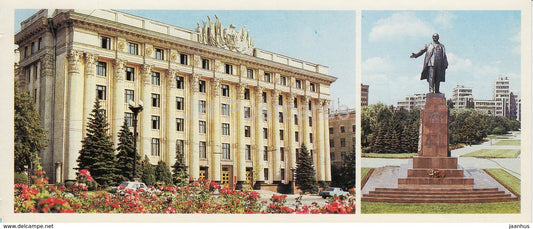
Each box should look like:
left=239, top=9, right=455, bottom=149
left=485, top=169, right=520, bottom=195
left=494, top=140, right=521, bottom=146
left=361, top=168, right=372, bottom=180
left=461, top=149, right=520, bottom=158
left=362, top=153, right=417, bottom=158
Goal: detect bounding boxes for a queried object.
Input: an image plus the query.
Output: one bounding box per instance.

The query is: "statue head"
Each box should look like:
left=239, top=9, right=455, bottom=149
left=432, top=33, right=440, bottom=42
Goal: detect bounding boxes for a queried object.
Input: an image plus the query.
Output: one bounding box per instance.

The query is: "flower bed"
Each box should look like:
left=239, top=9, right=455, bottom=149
left=15, top=170, right=355, bottom=214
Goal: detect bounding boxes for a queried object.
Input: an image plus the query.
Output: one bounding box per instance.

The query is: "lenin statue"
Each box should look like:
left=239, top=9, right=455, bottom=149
left=410, top=33, right=448, bottom=94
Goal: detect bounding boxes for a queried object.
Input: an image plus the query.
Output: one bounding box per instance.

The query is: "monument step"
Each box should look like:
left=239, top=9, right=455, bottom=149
left=373, top=187, right=500, bottom=193
left=412, top=157, right=458, bottom=169
left=398, top=177, right=474, bottom=185
left=361, top=196, right=518, bottom=203
left=365, top=192, right=509, bottom=199
left=407, top=169, right=464, bottom=177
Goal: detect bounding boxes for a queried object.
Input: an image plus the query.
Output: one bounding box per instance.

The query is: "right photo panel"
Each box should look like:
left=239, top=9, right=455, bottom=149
left=360, top=11, right=522, bottom=214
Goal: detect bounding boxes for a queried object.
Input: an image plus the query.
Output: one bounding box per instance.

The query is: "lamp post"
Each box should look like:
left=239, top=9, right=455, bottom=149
left=128, top=100, right=143, bottom=181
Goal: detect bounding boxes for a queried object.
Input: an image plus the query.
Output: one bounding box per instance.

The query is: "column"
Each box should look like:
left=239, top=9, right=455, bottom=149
left=287, top=94, right=297, bottom=176
left=66, top=50, right=84, bottom=180
left=210, top=78, right=221, bottom=183
left=83, top=53, right=97, bottom=136
left=113, top=59, right=126, bottom=147
left=254, top=86, right=265, bottom=184
left=302, top=96, right=310, bottom=147
left=324, top=100, right=332, bottom=181
left=236, top=83, right=247, bottom=188
left=140, top=64, right=153, bottom=159
left=40, top=53, right=55, bottom=180
left=189, top=74, right=200, bottom=179
left=166, top=69, right=177, bottom=167
left=316, top=99, right=326, bottom=181
left=272, top=90, right=281, bottom=183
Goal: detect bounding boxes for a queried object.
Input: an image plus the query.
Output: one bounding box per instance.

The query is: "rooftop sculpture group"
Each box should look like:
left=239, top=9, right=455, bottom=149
left=196, top=15, right=254, bottom=55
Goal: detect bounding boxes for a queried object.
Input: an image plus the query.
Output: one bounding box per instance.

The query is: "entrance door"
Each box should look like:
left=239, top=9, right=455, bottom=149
left=221, top=166, right=232, bottom=188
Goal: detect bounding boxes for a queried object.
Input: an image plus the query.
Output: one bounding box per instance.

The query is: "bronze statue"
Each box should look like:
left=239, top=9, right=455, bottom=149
left=410, top=33, right=448, bottom=93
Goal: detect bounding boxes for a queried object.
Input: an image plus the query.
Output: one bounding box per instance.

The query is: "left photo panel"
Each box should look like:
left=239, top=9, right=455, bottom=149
left=13, top=9, right=356, bottom=216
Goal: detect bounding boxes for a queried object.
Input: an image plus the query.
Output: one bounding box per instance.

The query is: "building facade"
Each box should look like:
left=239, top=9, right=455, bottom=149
left=396, top=93, right=426, bottom=110
left=452, top=85, right=473, bottom=108
left=361, top=84, right=369, bottom=106
left=328, top=109, right=355, bottom=170
left=15, top=9, right=336, bottom=188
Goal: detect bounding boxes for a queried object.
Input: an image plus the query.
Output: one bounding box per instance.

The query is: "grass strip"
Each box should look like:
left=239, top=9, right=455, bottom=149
left=461, top=149, right=520, bottom=158
left=361, top=201, right=520, bottom=214
left=362, top=153, right=417, bottom=159
left=484, top=168, right=521, bottom=196
left=361, top=168, right=374, bottom=188
left=494, top=140, right=520, bottom=146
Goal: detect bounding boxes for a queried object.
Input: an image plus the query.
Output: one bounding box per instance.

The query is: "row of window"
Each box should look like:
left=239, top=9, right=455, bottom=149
left=329, top=125, right=356, bottom=134
left=21, top=37, right=43, bottom=59
left=329, top=137, right=356, bottom=148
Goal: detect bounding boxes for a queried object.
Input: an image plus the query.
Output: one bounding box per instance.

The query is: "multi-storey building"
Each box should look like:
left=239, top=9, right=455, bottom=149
left=493, top=76, right=510, bottom=117
left=15, top=9, right=337, bottom=189
left=473, top=99, right=504, bottom=116
left=452, top=85, right=473, bottom=108
left=361, top=84, right=369, bottom=106
left=396, top=93, right=426, bottom=110
left=328, top=109, right=355, bottom=170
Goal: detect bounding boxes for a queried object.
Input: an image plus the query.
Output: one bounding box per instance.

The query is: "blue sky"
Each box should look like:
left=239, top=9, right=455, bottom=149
left=362, top=11, right=521, bottom=105
left=15, top=9, right=356, bottom=109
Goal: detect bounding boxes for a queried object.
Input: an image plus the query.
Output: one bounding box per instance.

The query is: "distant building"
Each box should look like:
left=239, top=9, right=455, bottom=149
left=473, top=99, right=503, bottom=116
left=452, top=85, right=473, bottom=108
left=361, top=84, right=369, bottom=106
left=328, top=109, right=355, bottom=171
left=397, top=93, right=426, bottom=110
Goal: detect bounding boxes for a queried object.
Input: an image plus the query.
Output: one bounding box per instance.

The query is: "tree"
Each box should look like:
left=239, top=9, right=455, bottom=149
left=115, top=120, right=142, bottom=182
left=295, top=144, right=317, bottom=193
left=76, top=100, right=119, bottom=187
left=14, top=79, right=47, bottom=173
left=142, top=156, right=156, bottom=186
left=155, top=161, right=173, bottom=185
left=446, top=99, right=454, bottom=109
left=172, top=146, right=189, bottom=186
left=337, top=148, right=355, bottom=189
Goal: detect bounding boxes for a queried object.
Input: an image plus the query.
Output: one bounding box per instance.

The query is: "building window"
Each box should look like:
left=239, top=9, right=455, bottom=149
left=96, top=61, right=106, bottom=76
left=100, top=36, right=111, bottom=49
left=262, top=110, right=268, bottom=122
left=280, top=147, right=285, bottom=162
left=199, top=141, right=206, bottom=158
left=279, top=95, right=283, bottom=106
left=176, top=76, right=184, bottom=89
left=264, top=146, right=269, bottom=161
left=310, top=133, right=313, bottom=143
left=152, top=93, right=160, bottom=107
left=225, top=64, right=233, bottom=74
left=128, top=43, right=139, bottom=55
left=244, top=106, right=251, bottom=119
left=340, top=138, right=346, bottom=147
left=152, top=116, right=160, bottom=129
left=202, top=59, right=210, bottom=70
left=176, top=118, right=184, bottom=131
left=222, top=143, right=231, bottom=160
left=24, top=46, right=27, bottom=58
left=295, top=131, right=299, bottom=142
left=330, top=139, right=334, bottom=147
left=244, top=89, right=250, bottom=100
left=244, top=126, right=251, bottom=137
left=264, top=168, right=269, bottom=180
left=38, top=38, right=42, bottom=50
left=352, top=125, right=356, bottom=132
left=96, top=85, right=106, bottom=100
left=176, top=140, right=184, bottom=154
left=247, top=69, right=254, bottom=79
left=295, top=80, right=302, bottom=89
left=294, top=115, right=299, bottom=125
left=180, top=54, right=188, bottom=65
left=151, top=72, right=160, bottom=85
left=309, top=116, right=313, bottom=127
left=222, top=123, right=230, bottom=136
left=262, top=92, right=267, bottom=103
left=176, top=97, right=184, bottom=110
left=199, top=100, right=206, bottom=114
left=199, top=120, right=207, bottom=134
left=280, top=76, right=287, bottom=86
left=125, top=112, right=133, bottom=127
left=125, top=89, right=134, bottom=103
left=279, top=112, right=284, bottom=123
left=221, top=103, right=230, bottom=116
left=264, top=73, right=271, bottom=82
left=31, top=42, right=35, bottom=54
left=125, top=67, right=134, bottom=81
left=155, top=48, right=164, bottom=60
left=310, top=83, right=316, bottom=92
left=294, top=98, right=298, bottom=108
left=329, top=127, right=333, bottom=134
left=340, top=126, right=345, bottom=133
left=245, top=145, right=251, bottom=160
left=280, top=130, right=284, bottom=140
left=263, top=128, right=268, bottom=139
left=221, top=84, right=230, bottom=97
left=309, top=101, right=312, bottom=110
left=199, top=80, right=206, bottom=93
left=281, top=168, right=285, bottom=180
left=151, top=138, right=160, bottom=156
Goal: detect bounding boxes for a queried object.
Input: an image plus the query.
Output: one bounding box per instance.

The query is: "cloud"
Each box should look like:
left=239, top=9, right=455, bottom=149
left=433, top=11, right=456, bottom=29
left=369, top=12, right=433, bottom=42
left=510, top=31, right=521, bottom=55
left=362, top=57, right=393, bottom=73
left=447, top=52, right=472, bottom=72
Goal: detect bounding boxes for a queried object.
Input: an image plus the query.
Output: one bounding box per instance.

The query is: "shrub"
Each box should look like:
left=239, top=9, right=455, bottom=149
left=14, top=172, right=29, bottom=185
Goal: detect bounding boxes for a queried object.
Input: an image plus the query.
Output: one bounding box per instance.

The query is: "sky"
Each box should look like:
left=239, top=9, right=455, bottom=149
left=15, top=9, right=356, bottom=110
left=362, top=11, right=521, bottom=105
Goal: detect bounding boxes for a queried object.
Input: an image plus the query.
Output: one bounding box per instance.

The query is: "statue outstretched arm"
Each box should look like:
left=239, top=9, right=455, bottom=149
left=410, top=45, right=427, bottom=58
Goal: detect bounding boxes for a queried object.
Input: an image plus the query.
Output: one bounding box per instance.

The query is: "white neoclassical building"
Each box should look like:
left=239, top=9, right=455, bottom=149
left=15, top=9, right=337, bottom=190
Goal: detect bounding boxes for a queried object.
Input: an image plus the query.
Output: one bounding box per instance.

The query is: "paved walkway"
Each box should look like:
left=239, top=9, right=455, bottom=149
left=254, top=190, right=328, bottom=208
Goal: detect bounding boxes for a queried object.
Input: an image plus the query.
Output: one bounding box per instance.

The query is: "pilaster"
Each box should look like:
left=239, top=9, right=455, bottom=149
left=210, top=78, right=222, bottom=182
left=83, top=53, right=98, bottom=136
left=166, top=69, right=177, bottom=167
left=189, top=74, right=200, bottom=179
left=236, top=83, right=247, bottom=186
left=323, top=100, right=332, bottom=181
left=272, top=90, right=281, bottom=182
left=66, top=49, right=84, bottom=180
left=113, top=59, right=126, bottom=148
left=254, top=86, right=265, bottom=183
left=316, top=99, right=326, bottom=181
left=141, top=64, right=153, bottom=160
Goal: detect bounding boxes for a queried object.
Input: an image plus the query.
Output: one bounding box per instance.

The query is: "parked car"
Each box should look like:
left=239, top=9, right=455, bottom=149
left=319, top=187, right=349, bottom=198
left=110, top=181, right=157, bottom=194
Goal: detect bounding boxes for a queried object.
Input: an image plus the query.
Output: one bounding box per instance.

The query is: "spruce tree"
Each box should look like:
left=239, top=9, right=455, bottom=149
left=172, top=147, right=189, bottom=186
left=155, top=160, right=173, bottom=185
left=142, top=156, right=156, bottom=186
left=115, top=120, right=142, bottom=181
left=295, top=144, right=317, bottom=193
left=14, top=79, right=47, bottom=173
left=76, top=100, right=119, bottom=187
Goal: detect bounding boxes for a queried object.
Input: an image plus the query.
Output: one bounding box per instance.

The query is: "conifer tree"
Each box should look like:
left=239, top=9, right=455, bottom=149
left=76, top=100, right=119, bottom=187
left=155, top=160, right=173, bottom=185
left=115, top=120, right=142, bottom=181
left=142, top=156, right=156, bottom=186
left=14, top=79, right=47, bottom=173
left=172, top=147, right=189, bottom=186
left=295, top=144, right=317, bottom=193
